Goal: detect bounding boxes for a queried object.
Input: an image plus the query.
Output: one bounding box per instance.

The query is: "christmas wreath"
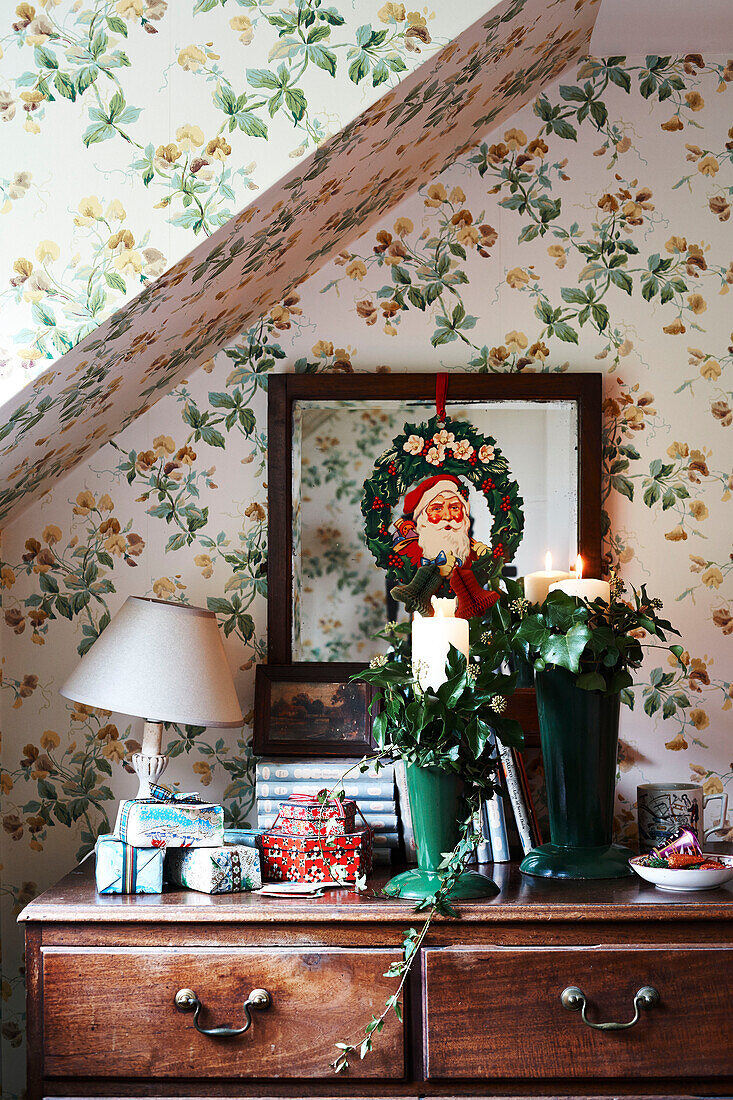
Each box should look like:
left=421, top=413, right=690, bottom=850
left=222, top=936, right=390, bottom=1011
left=361, top=413, right=524, bottom=604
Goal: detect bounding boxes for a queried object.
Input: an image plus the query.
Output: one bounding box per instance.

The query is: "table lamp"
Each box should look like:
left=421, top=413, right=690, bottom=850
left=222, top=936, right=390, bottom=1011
left=60, top=596, right=243, bottom=797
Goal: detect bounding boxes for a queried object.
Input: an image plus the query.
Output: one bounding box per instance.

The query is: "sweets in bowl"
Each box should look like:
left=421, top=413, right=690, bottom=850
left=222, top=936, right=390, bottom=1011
left=629, top=850, right=733, bottom=891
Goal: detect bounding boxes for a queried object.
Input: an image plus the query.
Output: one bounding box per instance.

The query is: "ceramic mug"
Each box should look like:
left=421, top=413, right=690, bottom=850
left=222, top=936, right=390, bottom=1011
left=637, top=782, right=729, bottom=853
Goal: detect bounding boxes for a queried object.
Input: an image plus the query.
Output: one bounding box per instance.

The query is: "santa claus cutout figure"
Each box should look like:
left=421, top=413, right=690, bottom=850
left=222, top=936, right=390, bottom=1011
left=392, top=475, right=489, bottom=577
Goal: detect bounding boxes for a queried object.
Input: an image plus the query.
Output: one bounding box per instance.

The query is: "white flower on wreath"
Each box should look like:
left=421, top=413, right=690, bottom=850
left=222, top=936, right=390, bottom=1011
left=426, top=445, right=446, bottom=466
left=403, top=434, right=424, bottom=455
left=453, top=439, right=474, bottom=460
left=478, top=443, right=495, bottom=463
left=433, top=429, right=455, bottom=448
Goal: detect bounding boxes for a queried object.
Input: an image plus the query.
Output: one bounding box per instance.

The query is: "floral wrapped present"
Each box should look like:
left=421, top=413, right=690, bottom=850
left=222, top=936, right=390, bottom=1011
left=272, top=793, right=357, bottom=837
left=95, top=834, right=164, bottom=895
left=165, top=844, right=261, bottom=894
left=260, top=828, right=372, bottom=884
left=114, top=783, right=224, bottom=849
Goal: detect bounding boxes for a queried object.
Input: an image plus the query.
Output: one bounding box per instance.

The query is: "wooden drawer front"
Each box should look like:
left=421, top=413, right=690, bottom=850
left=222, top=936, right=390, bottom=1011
left=423, top=946, right=732, bottom=1079
left=42, top=947, right=404, bottom=1079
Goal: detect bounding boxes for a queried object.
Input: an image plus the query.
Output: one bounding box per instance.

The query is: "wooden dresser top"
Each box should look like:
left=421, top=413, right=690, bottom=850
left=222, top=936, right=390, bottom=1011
left=19, top=855, right=733, bottom=924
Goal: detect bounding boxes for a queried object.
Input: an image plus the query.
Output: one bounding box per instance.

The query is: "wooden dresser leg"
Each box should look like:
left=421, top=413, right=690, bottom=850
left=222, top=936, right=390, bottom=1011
left=25, top=925, right=43, bottom=1100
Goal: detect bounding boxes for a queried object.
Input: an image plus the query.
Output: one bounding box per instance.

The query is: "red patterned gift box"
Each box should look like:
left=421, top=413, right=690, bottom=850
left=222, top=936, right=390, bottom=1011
left=272, top=793, right=357, bottom=837
left=261, top=828, right=372, bottom=883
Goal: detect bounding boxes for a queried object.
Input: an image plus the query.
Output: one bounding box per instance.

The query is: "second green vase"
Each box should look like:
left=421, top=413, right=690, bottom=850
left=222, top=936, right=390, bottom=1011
left=520, top=666, right=634, bottom=880
left=383, top=763, right=499, bottom=901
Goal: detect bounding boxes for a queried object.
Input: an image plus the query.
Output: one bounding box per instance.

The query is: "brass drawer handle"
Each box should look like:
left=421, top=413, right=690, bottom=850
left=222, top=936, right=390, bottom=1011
left=174, top=987, right=271, bottom=1038
left=560, top=985, right=660, bottom=1031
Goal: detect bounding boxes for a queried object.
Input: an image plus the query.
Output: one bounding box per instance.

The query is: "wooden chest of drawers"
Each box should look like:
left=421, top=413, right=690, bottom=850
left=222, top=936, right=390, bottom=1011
left=20, top=860, right=733, bottom=1098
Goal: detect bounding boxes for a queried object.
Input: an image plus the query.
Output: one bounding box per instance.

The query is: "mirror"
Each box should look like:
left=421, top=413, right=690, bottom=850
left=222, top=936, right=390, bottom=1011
left=292, top=399, right=578, bottom=661
left=267, top=372, right=601, bottom=685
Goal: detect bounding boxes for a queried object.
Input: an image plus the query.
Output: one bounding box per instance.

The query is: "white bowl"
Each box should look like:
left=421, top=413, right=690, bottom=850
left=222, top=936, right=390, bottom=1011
left=629, top=852, right=733, bottom=892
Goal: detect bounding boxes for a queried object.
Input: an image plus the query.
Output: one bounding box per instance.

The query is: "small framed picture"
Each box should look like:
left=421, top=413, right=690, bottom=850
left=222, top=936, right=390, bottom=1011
left=253, top=663, right=375, bottom=758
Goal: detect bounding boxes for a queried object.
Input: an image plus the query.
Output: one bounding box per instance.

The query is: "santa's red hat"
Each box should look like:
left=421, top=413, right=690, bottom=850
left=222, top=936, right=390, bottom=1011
left=403, top=475, right=467, bottom=519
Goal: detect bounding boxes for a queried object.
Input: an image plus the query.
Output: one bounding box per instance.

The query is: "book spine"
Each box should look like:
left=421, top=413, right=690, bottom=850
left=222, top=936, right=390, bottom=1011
left=484, top=789, right=510, bottom=862
left=257, top=780, right=394, bottom=800
left=497, top=741, right=533, bottom=855
left=476, top=803, right=494, bottom=864
left=393, top=759, right=416, bottom=862
left=371, top=849, right=393, bottom=864
left=513, top=749, right=543, bottom=847
left=256, top=761, right=394, bottom=782
left=371, top=832, right=400, bottom=847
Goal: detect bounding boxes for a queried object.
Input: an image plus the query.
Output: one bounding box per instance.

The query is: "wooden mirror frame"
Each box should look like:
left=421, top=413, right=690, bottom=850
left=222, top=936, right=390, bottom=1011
left=267, top=373, right=602, bottom=742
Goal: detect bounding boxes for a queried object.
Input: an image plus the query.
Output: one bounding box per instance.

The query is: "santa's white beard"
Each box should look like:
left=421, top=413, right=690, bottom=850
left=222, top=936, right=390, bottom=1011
left=415, top=512, right=471, bottom=564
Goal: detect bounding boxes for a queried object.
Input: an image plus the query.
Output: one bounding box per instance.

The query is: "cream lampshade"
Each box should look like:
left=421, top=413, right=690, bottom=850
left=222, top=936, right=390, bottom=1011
left=60, top=596, right=243, bottom=797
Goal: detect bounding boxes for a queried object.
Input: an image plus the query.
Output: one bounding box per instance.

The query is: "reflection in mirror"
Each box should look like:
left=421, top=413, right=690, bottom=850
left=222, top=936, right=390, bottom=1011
left=292, top=400, right=578, bottom=661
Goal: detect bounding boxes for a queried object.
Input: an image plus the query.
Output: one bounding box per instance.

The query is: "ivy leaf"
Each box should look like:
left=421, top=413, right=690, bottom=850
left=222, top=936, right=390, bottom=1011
left=576, top=671, right=607, bottom=692
left=542, top=623, right=592, bottom=672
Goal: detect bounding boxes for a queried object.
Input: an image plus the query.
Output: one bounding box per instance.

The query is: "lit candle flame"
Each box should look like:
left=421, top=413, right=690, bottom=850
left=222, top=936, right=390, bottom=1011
left=575, top=554, right=583, bottom=580
left=545, top=550, right=552, bottom=572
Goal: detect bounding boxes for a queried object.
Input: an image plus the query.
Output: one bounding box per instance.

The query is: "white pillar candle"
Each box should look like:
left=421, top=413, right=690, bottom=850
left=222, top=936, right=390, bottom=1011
left=523, top=552, right=572, bottom=606
left=548, top=555, right=610, bottom=604
left=412, top=596, right=469, bottom=692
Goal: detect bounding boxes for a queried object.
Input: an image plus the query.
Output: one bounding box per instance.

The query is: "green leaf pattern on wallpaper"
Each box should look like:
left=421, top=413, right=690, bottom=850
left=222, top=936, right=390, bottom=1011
left=2, top=41, right=733, bottom=1097
left=0, top=0, right=460, bottom=386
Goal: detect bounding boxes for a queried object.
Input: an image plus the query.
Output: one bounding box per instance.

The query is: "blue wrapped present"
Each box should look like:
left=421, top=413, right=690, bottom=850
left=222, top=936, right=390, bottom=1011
left=223, top=828, right=264, bottom=850
left=114, top=782, right=224, bottom=849
left=95, top=834, right=164, bottom=894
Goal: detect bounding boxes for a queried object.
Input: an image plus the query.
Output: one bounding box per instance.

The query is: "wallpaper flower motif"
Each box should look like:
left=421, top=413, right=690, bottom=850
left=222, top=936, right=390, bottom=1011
left=0, top=0, right=598, bottom=523
left=3, top=38, right=733, bottom=1100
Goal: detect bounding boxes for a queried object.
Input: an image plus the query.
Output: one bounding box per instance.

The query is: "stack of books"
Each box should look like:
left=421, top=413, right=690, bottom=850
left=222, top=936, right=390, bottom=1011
left=255, top=759, right=401, bottom=863
left=475, top=735, right=543, bottom=863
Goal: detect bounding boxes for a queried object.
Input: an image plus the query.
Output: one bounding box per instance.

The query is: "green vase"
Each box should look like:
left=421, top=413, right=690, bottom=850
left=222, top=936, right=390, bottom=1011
left=382, top=763, right=499, bottom=901
left=520, top=667, right=634, bottom=880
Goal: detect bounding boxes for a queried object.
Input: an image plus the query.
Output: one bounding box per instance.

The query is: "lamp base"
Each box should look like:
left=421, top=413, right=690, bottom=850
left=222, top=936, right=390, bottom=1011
left=520, top=842, right=635, bottom=880
left=132, top=751, right=168, bottom=799
left=382, top=868, right=500, bottom=902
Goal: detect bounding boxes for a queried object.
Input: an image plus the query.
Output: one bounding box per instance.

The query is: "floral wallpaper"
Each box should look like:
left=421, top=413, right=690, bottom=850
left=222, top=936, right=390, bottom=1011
left=0, top=0, right=597, bottom=526
left=3, top=40, right=733, bottom=1100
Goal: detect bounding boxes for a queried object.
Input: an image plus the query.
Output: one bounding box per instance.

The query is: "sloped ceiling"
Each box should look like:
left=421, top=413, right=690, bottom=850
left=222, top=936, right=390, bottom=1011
left=0, top=0, right=599, bottom=524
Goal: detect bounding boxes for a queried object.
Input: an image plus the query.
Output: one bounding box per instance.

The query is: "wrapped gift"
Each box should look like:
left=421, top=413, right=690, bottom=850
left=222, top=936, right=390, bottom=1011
left=165, top=844, right=261, bottom=894
left=114, top=783, right=224, bottom=849
left=95, top=834, right=164, bottom=895
left=260, top=828, right=372, bottom=884
left=223, top=828, right=264, bottom=851
left=272, top=793, right=357, bottom=837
